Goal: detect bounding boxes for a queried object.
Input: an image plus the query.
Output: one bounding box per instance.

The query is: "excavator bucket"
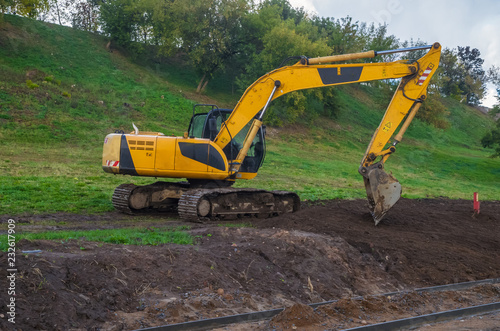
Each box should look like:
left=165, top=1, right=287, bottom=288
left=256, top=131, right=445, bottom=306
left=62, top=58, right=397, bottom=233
left=364, top=166, right=402, bottom=225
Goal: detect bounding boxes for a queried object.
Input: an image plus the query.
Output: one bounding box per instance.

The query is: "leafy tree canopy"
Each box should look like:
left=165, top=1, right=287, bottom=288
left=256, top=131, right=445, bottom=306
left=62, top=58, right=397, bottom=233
left=1, top=0, right=50, bottom=18
left=4, top=0, right=496, bottom=131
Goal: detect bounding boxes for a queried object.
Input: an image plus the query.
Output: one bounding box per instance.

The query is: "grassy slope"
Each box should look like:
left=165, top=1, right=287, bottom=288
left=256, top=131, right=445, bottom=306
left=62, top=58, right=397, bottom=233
left=0, top=15, right=498, bottom=216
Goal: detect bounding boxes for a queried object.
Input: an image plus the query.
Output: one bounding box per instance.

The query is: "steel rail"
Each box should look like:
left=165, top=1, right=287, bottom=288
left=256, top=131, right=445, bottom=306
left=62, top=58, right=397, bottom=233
left=345, top=302, right=500, bottom=331
left=136, top=278, right=500, bottom=331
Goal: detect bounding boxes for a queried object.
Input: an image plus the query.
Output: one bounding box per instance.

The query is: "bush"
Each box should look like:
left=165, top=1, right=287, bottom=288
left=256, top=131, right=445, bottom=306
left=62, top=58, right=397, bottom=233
left=26, top=79, right=39, bottom=89
left=417, top=96, right=450, bottom=129
left=481, top=121, right=500, bottom=157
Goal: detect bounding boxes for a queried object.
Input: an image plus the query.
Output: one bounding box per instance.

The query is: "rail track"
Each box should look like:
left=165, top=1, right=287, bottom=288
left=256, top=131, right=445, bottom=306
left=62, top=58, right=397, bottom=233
left=136, top=278, right=500, bottom=331
left=345, top=302, right=500, bottom=330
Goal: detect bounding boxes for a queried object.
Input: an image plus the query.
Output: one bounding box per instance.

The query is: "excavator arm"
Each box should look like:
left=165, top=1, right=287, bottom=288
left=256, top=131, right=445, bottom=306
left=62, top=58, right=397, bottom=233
left=358, top=45, right=441, bottom=223
left=216, top=42, right=442, bottom=223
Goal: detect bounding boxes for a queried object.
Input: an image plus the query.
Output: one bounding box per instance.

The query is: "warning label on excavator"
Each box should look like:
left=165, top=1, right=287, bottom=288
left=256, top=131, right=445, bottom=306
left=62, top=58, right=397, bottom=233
left=106, top=160, right=120, bottom=167
left=417, top=63, right=434, bottom=86
left=382, top=122, right=392, bottom=132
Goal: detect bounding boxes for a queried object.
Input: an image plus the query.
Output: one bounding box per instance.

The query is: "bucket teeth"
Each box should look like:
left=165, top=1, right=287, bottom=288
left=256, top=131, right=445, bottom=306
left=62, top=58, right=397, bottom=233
left=363, top=164, right=402, bottom=225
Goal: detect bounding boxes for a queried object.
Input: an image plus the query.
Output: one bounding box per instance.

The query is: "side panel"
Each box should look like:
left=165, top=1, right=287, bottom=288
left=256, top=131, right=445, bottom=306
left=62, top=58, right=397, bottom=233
left=155, top=136, right=177, bottom=170
left=103, top=134, right=232, bottom=180
left=175, top=139, right=209, bottom=173
left=126, top=135, right=156, bottom=172
left=172, top=138, right=229, bottom=178
left=178, top=142, right=226, bottom=171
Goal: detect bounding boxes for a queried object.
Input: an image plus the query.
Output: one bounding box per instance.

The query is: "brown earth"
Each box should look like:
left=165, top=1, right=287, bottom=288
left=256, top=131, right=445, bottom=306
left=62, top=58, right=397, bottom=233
left=0, top=198, right=499, bottom=330
left=237, top=284, right=500, bottom=330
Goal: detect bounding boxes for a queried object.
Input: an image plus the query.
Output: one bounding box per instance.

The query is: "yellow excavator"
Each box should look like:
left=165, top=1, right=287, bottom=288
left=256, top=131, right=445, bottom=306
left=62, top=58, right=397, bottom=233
left=102, top=43, right=441, bottom=224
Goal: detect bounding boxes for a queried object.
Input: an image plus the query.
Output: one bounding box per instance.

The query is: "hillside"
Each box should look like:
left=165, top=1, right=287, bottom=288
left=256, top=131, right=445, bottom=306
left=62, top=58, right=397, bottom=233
left=0, top=14, right=498, bottom=216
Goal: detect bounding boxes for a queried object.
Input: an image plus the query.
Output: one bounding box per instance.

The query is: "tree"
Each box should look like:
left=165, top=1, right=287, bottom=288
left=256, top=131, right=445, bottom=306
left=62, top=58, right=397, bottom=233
left=174, top=0, right=250, bottom=93
left=236, top=20, right=332, bottom=125
left=435, top=47, right=486, bottom=105
left=480, top=65, right=500, bottom=156
left=435, top=48, right=464, bottom=100
left=1, top=0, right=50, bottom=19
left=259, top=0, right=307, bottom=25
left=138, top=0, right=178, bottom=53
left=100, top=0, right=141, bottom=46
left=70, top=0, right=101, bottom=32
left=0, top=0, right=15, bottom=17
left=41, top=0, right=102, bottom=31
left=399, top=39, right=431, bottom=60
left=456, top=46, right=486, bottom=105
left=457, top=46, right=485, bottom=78
left=488, top=65, right=500, bottom=86
left=364, top=23, right=399, bottom=61
left=486, top=67, right=500, bottom=118
left=312, top=16, right=369, bottom=55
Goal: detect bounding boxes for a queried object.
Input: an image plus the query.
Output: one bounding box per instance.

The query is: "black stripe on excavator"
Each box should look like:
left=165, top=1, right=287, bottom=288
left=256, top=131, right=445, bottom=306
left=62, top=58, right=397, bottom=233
left=317, top=67, right=363, bottom=85
left=119, top=135, right=138, bottom=176
left=178, top=142, right=226, bottom=171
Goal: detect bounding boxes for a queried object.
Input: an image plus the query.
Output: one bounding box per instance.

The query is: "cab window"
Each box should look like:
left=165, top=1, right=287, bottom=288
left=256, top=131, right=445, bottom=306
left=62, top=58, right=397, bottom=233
left=188, top=113, right=207, bottom=138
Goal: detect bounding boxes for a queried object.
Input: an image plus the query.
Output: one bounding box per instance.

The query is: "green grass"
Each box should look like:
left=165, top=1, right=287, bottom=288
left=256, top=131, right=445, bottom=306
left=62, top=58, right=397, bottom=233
left=0, top=14, right=197, bottom=147
left=0, top=143, right=157, bottom=214
left=0, top=226, right=193, bottom=251
left=0, top=14, right=498, bottom=218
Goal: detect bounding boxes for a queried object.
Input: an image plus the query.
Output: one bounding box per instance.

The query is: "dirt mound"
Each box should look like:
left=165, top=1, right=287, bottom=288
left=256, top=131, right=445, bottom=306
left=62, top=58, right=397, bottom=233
left=0, top=227, right=404, bottom=330
left=313, top=284, right=500, bottom=329
left=0, top=198, right=499, bottom=330
left=269, top=303, right=321, bottom=330
left=253, top=198, right=500, bottom=287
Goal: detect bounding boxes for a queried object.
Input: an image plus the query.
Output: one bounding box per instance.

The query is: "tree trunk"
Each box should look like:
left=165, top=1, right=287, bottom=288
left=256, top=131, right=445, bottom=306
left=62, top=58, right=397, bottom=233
left=55, top=1, right=62, bottom=25
left=196, top=74, right=206, bottom=94
left=200, top=79, right=209, bottom=93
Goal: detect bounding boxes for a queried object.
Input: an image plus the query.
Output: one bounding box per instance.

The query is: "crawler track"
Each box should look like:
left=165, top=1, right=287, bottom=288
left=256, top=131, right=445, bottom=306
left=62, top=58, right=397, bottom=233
left=136, top=278, right=500, bottom=331
left=112, top=182, right=189, bottom=214
left=178, top=188, right=300, bottom=221
left=113, top=182, right=300, bottom=221
left=111, top=183, right=137, bottom=214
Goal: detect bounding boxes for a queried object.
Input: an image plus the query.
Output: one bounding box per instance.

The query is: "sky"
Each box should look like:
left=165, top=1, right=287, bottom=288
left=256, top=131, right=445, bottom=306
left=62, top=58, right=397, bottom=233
left=288, top=0, right=500, bottom=107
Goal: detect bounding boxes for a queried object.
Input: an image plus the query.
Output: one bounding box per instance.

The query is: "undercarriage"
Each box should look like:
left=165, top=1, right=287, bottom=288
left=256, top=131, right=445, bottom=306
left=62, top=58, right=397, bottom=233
left=112, top=181, right=300, bottom=222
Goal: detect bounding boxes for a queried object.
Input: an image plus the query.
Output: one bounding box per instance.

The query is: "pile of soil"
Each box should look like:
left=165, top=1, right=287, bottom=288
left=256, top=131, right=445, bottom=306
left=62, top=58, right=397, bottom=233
left=0, top=198, right=498, bottom=330
left=254, top=198, right=500, bottom=287
left=258, top=284, right=500, bottom=330
left=269, top=303, right=321, bottom=330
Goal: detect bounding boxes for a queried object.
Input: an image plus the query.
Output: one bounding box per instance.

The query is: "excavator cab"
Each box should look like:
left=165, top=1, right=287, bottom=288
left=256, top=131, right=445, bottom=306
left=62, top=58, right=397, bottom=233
left=187, top=104, right=266, bottom=174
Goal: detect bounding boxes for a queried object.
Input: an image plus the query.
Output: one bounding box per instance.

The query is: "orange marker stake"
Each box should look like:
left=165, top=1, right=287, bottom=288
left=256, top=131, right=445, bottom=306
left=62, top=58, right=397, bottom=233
left=473, top=192, right=480, bottom=215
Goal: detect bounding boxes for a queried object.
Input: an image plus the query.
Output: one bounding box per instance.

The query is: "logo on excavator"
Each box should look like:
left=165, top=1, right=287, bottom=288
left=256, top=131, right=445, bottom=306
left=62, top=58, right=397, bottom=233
left=383, top=121, right=392, bottom=132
